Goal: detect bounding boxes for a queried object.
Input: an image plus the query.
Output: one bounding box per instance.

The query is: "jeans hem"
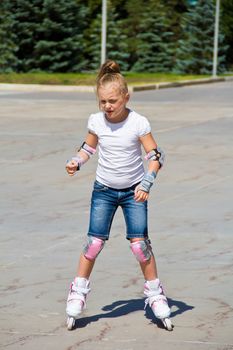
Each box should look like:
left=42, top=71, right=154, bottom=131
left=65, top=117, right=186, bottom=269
left=126, top=234, right=149, bottom=240
left=87, top=232, right=109, bottom=241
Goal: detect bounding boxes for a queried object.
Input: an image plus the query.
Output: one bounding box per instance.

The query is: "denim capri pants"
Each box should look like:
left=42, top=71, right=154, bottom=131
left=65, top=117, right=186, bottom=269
left=87, top=180, right=148, bottom=240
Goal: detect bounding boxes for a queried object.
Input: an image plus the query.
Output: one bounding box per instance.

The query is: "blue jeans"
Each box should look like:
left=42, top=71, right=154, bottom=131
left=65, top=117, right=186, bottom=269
left=88, top=180, right=148, bottom=240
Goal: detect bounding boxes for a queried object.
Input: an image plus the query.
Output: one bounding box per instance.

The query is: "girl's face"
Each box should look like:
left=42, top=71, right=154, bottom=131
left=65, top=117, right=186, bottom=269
left=98, top=83, right=129, bottom=123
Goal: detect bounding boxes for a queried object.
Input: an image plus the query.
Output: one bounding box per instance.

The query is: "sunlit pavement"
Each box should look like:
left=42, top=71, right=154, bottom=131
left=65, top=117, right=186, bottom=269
left=0, top=81, right=232, bottom=349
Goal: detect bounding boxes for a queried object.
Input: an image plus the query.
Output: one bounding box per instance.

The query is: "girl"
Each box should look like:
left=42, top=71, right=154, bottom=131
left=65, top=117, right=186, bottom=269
left=65, top=60, right=173, bottom=331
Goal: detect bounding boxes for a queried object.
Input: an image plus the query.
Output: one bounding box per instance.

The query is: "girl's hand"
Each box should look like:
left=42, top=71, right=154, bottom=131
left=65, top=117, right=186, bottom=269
left=134, top=185, right=149, bottom=202
left=66, top=159, right=78, bottom=176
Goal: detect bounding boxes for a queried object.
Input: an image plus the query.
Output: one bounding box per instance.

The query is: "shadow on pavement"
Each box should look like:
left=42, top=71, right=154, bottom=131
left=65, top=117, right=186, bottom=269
left=75, top=297, right=194, bottom=330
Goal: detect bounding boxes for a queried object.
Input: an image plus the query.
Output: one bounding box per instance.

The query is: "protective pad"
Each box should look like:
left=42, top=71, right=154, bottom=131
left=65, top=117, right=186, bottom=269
left=130, top=239, right=152, bottom=263
left=138, top=171, right=156, bottom=193
left=79, top=142, right=96, bottom=157
left=83, top=236, right=105, bottom=261
left=71, top=156, right=85, bottom=170
left=145, top=147, right=165, bottom=167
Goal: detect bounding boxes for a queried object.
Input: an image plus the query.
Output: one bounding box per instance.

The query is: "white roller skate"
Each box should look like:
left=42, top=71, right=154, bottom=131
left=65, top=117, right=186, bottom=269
left=144, top=279, right=173, bottom=331
left=66, top=277, right=90, bottom=330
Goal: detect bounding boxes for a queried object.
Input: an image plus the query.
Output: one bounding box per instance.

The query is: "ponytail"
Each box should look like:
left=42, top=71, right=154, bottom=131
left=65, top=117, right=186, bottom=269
left=96, top=60, right=128, bottom=94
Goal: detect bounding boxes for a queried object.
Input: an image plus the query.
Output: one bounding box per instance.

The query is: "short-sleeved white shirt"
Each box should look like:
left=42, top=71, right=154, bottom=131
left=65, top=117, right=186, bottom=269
left=88, top=110, right=151, bottom=189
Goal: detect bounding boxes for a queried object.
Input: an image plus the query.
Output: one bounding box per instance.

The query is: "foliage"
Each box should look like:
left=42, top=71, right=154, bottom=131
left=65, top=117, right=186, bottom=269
left=2, top=0, right=44, bottom=72
left=34, top=0, right=89, bottom=72
left=132, top=1, right=175, bottom=72
left=221, top=0, right=233, bottom=69
left=119, top=0, right=144, bottom=67
left=0, top=0, right=232, bottom=73
left=0, top=0, right=88, bottom=72
left=174, top=0, right=228, bottom=74
left=84, top=1, right=129, bottom=71
left=0, top=4, right=18, bottom=72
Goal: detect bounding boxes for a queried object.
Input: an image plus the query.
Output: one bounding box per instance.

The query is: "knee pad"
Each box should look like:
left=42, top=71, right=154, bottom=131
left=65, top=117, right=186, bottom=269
left=130, top=239, right=152, bottom=263
left=83, top=236, right=105, bottom=261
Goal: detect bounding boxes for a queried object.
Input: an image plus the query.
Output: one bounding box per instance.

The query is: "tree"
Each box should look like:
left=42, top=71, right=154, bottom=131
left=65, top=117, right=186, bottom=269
left=85, top=1, right=129, bottom=71
left=122, top=0, right=146, bottom=69
left=0, top=4, right=18, bottom=72
left=174, top=0, right=228, bottom=74
left=132, top=1, right=175, bottom=72
left=34, top=0, right=89, bottom=72
left=221, top=0, right=233, bottom=69
left=2, top=0, right=89, bottom=72
left=2, top=0, right=44, bottom=72
left=162, top=0, right=188, bottom=42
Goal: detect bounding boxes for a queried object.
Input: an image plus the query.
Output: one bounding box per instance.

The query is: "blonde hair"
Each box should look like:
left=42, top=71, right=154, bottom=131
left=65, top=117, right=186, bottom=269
left=96, top=60, right=128, bottom=95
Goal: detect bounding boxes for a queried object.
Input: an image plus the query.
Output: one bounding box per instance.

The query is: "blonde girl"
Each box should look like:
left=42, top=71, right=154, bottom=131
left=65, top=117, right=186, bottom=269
left=65, top=60, right=173, bottom=331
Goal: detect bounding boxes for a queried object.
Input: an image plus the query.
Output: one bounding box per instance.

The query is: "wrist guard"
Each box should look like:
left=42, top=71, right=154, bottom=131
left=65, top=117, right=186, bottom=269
left=70, top=156, right=86, bottom=171
left=138, top=171, right=157, bottom=193
left=69, top=142, right=96, bottom=171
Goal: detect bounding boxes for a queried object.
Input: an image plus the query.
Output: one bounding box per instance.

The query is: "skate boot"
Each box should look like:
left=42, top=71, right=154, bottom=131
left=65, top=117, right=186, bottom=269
left=66, top=277, right=90, bottom=330
left=144, top=279, right=173, bottom=331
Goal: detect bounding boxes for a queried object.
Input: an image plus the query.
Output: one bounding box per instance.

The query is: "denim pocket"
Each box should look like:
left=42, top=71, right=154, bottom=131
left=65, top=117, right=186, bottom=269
left=93, top=180, right=108, bottom=192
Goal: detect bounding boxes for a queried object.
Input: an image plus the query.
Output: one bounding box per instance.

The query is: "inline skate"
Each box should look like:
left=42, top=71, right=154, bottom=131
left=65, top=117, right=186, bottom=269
left=144, top=279, right=173, bottom=331
left=66, top=277, right=90, bottom=330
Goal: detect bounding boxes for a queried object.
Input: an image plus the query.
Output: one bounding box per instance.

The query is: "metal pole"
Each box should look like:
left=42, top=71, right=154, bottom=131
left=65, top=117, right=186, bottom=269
left=101, top=0, right=107, bottom=65
left=213, top=0, right=220, bottom=78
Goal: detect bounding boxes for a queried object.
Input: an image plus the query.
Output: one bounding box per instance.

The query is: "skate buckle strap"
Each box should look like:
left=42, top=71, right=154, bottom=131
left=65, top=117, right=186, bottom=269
left=144, top=294, right=167, bottom=310
left=75, top=286, right=91, bottom=295
left=70, top=282, right=91, bottom=295
left=68, top=292, right=86, bottom=305
left=68, top=283, right=91, bottom=307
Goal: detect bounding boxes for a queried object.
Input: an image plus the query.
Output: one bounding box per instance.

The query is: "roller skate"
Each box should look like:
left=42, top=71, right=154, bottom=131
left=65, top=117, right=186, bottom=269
left=66, top=277, right=90, bottom=330
left=144, top=279, right=173, bottom=331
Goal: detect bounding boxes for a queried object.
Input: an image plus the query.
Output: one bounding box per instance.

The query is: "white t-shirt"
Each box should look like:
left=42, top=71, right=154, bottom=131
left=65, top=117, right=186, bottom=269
left=87, top=110, right=151, bottom=189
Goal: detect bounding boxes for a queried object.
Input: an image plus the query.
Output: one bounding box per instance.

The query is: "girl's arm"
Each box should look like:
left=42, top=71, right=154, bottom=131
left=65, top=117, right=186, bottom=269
left=66, top=132, right=98, bottom=176
left=134, top=133, right=163, bottom=202
left=139, top=132, right=161, bottom=174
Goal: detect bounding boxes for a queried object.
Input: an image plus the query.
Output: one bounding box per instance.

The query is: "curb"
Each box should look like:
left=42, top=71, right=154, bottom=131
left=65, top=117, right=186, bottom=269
left=0, top=76, right=232, bottom=93
left=131, top=76, right=231, bottom=92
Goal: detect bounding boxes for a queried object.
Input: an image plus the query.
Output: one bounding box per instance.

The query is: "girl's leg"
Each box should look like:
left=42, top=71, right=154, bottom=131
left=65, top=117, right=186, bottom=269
left=76, top=253, right=96, bottom=279
left=75, top=181, right=118, bottom=280
left=66, top=236, right=105, bottom=328
left=130, top=238, right=172, bottom=328
left=130, top=237, right=158, bottom=281
left=66, top=182, right=118, bottom=328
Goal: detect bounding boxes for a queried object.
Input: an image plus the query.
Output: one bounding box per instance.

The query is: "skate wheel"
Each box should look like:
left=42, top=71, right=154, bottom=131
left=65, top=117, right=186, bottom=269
left=162, top=318, right=173, bottom=331
left=67, top=317, right=75, bottom=330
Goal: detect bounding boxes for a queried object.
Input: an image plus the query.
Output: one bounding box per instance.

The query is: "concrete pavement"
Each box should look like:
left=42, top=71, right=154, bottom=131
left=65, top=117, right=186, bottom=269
left=0, top=81, right=233, bottom=349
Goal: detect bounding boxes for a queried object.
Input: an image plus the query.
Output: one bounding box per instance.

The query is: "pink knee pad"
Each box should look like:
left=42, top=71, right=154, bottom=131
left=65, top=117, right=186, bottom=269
left=83, top=236, right=105, bottom=261
left=130, top=239, right=152, bottom=263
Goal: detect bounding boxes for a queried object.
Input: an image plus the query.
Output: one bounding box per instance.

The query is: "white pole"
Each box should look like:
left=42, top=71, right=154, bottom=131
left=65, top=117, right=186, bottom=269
left=101, top=0, right=107, bottom=65
left=213, top=0, right=220, bottom=78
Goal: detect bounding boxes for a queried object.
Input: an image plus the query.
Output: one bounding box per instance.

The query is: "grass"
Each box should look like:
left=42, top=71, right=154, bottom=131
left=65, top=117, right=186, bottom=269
left=0, top=71, right=213, bottom=86
left=0, top=72, right=96, bottom=85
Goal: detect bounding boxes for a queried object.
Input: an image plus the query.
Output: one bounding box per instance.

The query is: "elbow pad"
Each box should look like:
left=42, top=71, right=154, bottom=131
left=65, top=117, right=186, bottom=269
left=145, top=147, right=165, bottom=168
left=79, top=142, right=96, bottom=157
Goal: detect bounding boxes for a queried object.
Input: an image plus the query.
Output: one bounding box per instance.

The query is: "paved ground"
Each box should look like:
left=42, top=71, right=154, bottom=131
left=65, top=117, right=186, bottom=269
left=0, top=81, right=233, bottom=349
